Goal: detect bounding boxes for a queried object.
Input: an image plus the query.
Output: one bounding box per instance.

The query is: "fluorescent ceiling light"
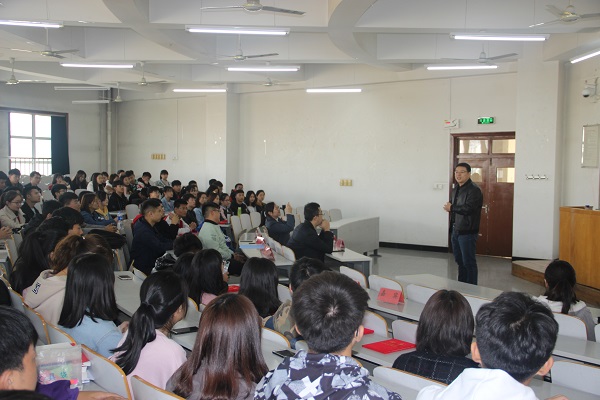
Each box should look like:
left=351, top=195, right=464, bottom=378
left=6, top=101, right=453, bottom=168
left=570, top=49, right=600, bottom=64
left=55, top=86, right=110, bottom=91
left=61, top=63, right=134, bottom=69
left=227, top=66, right=299, bottom=72
left=306, top=88, right=362, bottom=93
left=0, top=20, right=63, bottom=28
left=186, top=26, right=289, bottom=36
left=173, top=89, right=227, bottom=93
left=451, top=33, right=547, bottom=42
left=426, top=64, right=498, bottom=71
left=72, top=100, right=110, bottom=104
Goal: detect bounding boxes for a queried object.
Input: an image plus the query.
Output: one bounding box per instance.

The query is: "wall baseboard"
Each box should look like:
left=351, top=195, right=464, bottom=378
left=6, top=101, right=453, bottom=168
left=379, top=242, right=448, bottom=253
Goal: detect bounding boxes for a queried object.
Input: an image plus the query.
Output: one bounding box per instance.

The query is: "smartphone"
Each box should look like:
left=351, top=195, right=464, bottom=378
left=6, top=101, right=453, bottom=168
left=171, top=326, right=199, bottom=335
left=273, top=349, right=295, bottom=358
left=117, top=274, right=133, bottom=280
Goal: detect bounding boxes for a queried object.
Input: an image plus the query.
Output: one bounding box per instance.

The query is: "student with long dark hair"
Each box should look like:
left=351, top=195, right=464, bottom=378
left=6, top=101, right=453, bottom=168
left=58, top=253, right=124, bottom=358
left=70, top=170, right=88, bottom=191
left=86, top=172, right=106, bottom=193
left=111, top=271, right=188, bottom=389
left=238, top=257, right=281, bottom=319
left=537, top=259, right=596, bottom=341
left=174, top=249, right=228, bottom=306
left=392, top=290, right=478, bottom=385
left=245, top=191, right=257, bottom=213
left=23, top=234, right=113, bottom=325
left=80, top=193, right=116, bottom=227
left=167, top=294, right=268, bottom=400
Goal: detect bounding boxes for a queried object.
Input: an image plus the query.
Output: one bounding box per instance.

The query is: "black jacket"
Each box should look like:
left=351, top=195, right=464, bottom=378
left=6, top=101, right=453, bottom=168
left=131, top=217, right=173, bottom=275
left=265, top=214, right=295, bottom=246
left=287, top=220, right=334, bottom=262
left=450, top=179, right=483, bottom=235
left=21, top=203, right=39, bottom=224
left=108, top=192, right=129, bottom=212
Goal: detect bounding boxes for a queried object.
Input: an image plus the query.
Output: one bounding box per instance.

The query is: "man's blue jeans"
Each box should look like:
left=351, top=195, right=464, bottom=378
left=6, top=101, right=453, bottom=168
left=451, top=229, right=478, bottom=285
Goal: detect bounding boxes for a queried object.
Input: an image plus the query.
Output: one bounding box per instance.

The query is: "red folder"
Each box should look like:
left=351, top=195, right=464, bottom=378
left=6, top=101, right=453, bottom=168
left=362, top=339, right=415, bottom=354
left=363, top=328, right=374, bottom=335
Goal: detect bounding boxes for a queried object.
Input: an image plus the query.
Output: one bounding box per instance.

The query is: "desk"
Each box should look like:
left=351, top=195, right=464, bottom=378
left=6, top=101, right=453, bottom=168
left=330, top=217, right=380, bottom=255
left=371, top=374, right=599, bottom=400
left=240, top=246, right=295, bottom=268
left=327, top=249, right=372, bottom=278
left=352, top=333, right=413, bottom=368
left=395, top=274, right=503, bottom=301
left=366, top=289, right=425, bottom=322
left=553, top=335, right=600, bottom=366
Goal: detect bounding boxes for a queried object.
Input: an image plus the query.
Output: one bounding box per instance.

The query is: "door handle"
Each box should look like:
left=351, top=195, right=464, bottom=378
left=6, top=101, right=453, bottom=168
left=482, top=204, right=489, bottom=214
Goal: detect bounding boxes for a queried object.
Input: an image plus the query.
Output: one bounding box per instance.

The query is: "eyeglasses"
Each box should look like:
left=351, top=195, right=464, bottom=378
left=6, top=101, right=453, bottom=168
left=9, top=200, right=22, bottom=204
left=454, top=170, right=469, bottom=175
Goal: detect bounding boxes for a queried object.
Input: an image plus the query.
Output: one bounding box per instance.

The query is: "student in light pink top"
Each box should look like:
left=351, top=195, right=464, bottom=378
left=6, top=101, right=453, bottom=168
left=111, top=271, right=188, bottom=392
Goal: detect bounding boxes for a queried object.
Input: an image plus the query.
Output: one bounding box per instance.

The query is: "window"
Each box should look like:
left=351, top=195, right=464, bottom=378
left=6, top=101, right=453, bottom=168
left=9, top=112, right=53, bottom=175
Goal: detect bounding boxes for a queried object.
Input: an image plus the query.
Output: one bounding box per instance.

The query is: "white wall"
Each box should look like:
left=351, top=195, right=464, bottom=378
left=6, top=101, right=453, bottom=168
left=0, top=84, right=105, bottom=175
left=238, top=73, right=517, bottom=246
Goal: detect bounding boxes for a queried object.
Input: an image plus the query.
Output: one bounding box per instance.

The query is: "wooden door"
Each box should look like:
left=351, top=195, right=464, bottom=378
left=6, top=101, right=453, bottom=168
left=452, top=134, right=515, bottom=257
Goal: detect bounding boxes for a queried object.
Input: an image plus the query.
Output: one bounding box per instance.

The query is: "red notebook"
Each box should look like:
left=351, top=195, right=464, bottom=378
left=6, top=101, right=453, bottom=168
left=362, top=339, right=415, bottom=354
left=228, top=285, right=240, bottom=293
left=363, top=328, right=374, bottom=335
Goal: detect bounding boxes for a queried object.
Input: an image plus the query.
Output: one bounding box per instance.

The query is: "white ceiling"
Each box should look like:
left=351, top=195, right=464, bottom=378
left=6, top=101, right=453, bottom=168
left=0, top=0, right=599, bottom=97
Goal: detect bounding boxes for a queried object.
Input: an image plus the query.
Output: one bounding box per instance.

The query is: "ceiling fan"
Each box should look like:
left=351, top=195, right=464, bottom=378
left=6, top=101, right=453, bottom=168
left=221, top=36, right=278, bottom=61
left=443, top=47, right=517, bottom=64
left=201, top=0, right=304, bottom=15
left=113, top=83, right=123, bottom=102
left=251, top=78, right=289, bottom=87
left=3, top=57, right=46, bottom=85
left=138, top=62, right=167, bottom=86
left=10, top=29, right=78, bottom=59
left=530, top=1, right=600, bottom=27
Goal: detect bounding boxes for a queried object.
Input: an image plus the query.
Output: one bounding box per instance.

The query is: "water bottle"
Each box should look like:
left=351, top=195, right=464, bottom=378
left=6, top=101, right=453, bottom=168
left=237, top=207, right=242, bottom=217
left=117, top=211, right=124, bottom=233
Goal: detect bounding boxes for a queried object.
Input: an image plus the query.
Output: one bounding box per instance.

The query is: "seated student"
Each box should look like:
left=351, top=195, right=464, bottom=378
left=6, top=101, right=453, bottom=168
left=123, top=171, right=136, bottom=196
left=131, top=199, right=174, bottom=276
left=0, top=171, right=7, bottom=195
left=161, top=186, right=175, bottom=213
left=229, top=183, right=243, bottom=200
left=9, top=227, right=67, bottom=295
left=52, top=207, right=84, bottom=236
left=86, top=172, right=106, bottom=193
left=112, top=271, right=188, bottom=390
left=80, top=193, right=117, bottom=227
left=24, top=234, right=112, bottom=325
left=174, top=249, right=228, bottom=306
left=50, top=183, right=67, bottom=200
left=58, top=192, right=81, bottom=212
left=230, top=190, right=249, bottom=216
left=393, top=290, right=478, bottom=385
left=219, top=193, right=232, bottom=222
left=59, top=253, right=125, bottom=358
left=287, top=202, right=333, bottom=262
left=537, top=259, right=596, bottom=341
left=95, top=191, right=110, bottom=219
left=265, top=202, right=295, bottom=246
left=21, top=200, right=61, bottom=237
left=107, top=180, right=129, bottom=212
left=197, top=202, right=246, bottom=275
left=137, top=171, right=152, bottom=191
left=255, top=271, right=401, bottom=400
left=0, top=190, right=25, bottom=229
left=154, top=233, right=203, bottom=272
left=255, top=190, right=266, bottom=217
left=171, top=180, right=183, bottom=201
left=167, top=294, right=268, bottom=400
left=0, top=307, right=124, bottom=400
left=155, top=169, right=170, bottom=188
left=269, top=257, right=327, bottom=346
left=193, top=192, right=207, bottom=226
left=184, top=184, right=198, bottom=198
left=5, top=169, right=23, bottom=193
left=165, top=199, right=195, bottom=236
left=70, top=170, right=88, bottom=191
left=50, top=173, right=67, bottom=190
left=22, top=170, right=42, bottom=192
left=417, top=291, right=561, bottom=400
left=147, top=186, right=161, bottom=200
left=238, top=258, right=281, bottom=320
left=245, top=190, right=257, bottom=213
left=181, top=193, right=199, bottom=228
left=21, top=186, right=41, bottom=224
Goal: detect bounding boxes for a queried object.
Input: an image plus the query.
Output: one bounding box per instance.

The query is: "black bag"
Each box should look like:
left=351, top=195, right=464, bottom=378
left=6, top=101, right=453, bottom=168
left=89, top=229, right=127, bottom=249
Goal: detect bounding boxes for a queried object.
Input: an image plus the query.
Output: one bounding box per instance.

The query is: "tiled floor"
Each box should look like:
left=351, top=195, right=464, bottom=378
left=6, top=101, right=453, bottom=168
left=372, top=247, right=546, bottom=297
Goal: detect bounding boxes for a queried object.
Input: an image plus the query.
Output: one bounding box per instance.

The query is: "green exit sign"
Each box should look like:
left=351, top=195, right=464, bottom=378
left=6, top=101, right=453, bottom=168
left=478, top=117, right=495, bottom=124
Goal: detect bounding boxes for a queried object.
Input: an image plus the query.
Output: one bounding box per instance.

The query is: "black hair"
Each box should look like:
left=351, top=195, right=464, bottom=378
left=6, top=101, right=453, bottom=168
left=202, top=202, right=219, bottom=218
left=51, top=173, right=64, bottom=184
left=475, top=291, right=558, bottom=383
left=292, top=271, right=368, bottom=354
left=543, top=259, right=578, bottom=315
left=36, top=216, right=70, bottom=236
left=173, top=233, right=203, bottom=257
left=140, top=199, right=162, bottom=215
left=172, top=180, right=182, bottom=188
left=148, top=186, right=160, bottom=195
left=41, top=200, right=62, bottom=218
left=0, top=391, right=52, bottom=400
left=163, top=186, right=174, bottom=194
left=58, top=253, right=118, bottom=328
left=160, top=169, right=169, bottom=176
left=234, top=189, right=244, bottom=196
left=175, top=249, right=227, bottom=305
left=89, top=173, right=105, bottom=192
left=0, top=171, right=8, bottom=181
left=50, top=184, right=68, bottom=198
left=52, top=207, right=84, bottom=229
left=244, top=191, right=256, bottom=207
left=58, top=192, right=79, bottom=207
left=303, top=202, right=321, bottom=222
left=80, top=193, right=97, bottom=212
left=235, top=183, right=243, bottom=189
left=219, top=193, right=229, bottom=202
left=173, top=199, right=187, bottom=209
left=29, top=171, right=41, bottom=178
left=113, top=271, right=188, bottom=375
left=208, top=179, right=216, bottom=186
left=181, top=193, right=195, bottom=206
left=289, top=257, right=328, bottom=292
left=96, top=190, right=108, bottom=203
left=22, top=185, right=40, bottom=199
left=416, top=290, right=474, bottom=357
left=1, top=189, right=22, bottom=207
left=0, top=306, right=38, bottom=376
left=124, top=171, right=134, bottom=178
left=264, top=202, right=276, bottom=214
left=9, top=229, right=67, bottom=293
left=77, top=190, right=92, bottom=202
left=456, top=162, right=472, bottom=173
left=112, top=179, right=124, bottom=187
left=142, top=172, right=151, bottom=178
left=239, top=257, right=281, bottom=318
left=8, top=169, right=20, bottom=176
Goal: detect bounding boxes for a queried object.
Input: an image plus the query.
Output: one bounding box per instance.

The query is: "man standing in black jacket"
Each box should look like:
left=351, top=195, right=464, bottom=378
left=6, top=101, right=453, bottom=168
left=444, top=163, right=483, bottom=285
left=287, top=202, right=333, bottom=262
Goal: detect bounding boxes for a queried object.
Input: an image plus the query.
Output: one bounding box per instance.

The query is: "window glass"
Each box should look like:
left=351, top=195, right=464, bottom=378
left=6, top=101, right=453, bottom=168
left=10, top=138, right=33, bottom=157
left=497, top=167, right=515, bottom=183
left=35, top=115, right=52, bottom=138
left=470, top=167, right=483, bottom=182
left=35, top=139, right=52, bottom=158
left=492, top=139, right=516, bottom=154
left=459, top=139, right=488, bottom=154
left=10, top=113, right=32, bottom=137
